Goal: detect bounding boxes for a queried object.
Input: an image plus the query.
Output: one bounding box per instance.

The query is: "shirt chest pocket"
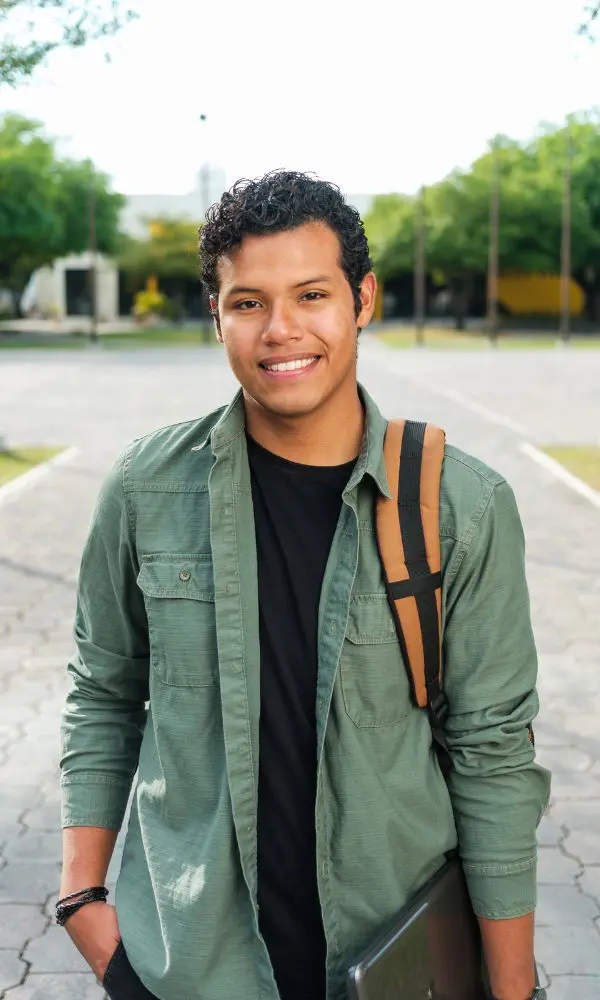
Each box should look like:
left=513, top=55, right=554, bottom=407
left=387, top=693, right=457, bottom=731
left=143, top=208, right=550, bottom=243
left=137, top=555, right=218, bottom=688
left=340, top=594, right=412, bottom=728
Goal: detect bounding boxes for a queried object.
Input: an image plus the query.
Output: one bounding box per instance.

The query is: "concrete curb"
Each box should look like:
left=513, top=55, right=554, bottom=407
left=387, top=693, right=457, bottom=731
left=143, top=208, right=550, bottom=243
left=520, top=442, right=600, bottom=511
left=0, top=446, right=80, bottom=510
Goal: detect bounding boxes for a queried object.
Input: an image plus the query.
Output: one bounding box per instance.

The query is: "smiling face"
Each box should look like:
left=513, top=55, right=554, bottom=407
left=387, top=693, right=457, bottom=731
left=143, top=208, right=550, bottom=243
left=212, top=222, right=376, bottom=422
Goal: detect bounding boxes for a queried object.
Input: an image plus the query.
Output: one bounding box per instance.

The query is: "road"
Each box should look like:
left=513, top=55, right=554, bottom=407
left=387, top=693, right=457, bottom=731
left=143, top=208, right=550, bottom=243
left=0, top=338, right=599, bottom=999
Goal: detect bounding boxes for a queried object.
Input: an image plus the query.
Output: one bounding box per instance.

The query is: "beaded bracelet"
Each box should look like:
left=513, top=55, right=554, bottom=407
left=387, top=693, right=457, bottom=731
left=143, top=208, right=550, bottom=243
left=55, top=886, right=109, bottom=926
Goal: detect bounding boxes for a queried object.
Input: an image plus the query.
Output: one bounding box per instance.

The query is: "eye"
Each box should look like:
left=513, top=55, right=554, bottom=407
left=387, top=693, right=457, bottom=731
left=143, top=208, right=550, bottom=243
left=301, top=291, right=326, bottom=302
left=233, top=299, right=261, bottom=311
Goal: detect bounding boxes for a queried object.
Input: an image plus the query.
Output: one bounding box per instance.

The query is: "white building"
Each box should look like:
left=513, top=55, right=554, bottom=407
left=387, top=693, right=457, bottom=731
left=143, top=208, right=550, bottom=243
left=21, top=165, right=227, bottom=321
left=21, top=250, right=119, bottom=323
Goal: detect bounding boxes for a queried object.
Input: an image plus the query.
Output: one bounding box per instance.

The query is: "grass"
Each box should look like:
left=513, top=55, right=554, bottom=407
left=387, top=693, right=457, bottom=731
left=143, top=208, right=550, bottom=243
left=0, top=447, right=64, bottom=486
left=102, top=325, right=215, bottom=348
left=540, top=446, right=600, bottom=491
left=3, top=322, right=600, bottom=352
left=0, top=325, right=216, bottom=350
left=0, top=337, right=86, bottom=350
left=378, top=326, right=600, bottom=350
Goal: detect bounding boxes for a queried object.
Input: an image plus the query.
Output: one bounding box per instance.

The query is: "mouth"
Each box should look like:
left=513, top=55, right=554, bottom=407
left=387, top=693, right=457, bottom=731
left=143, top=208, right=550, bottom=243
left=258, top=354, right=321, bottom=379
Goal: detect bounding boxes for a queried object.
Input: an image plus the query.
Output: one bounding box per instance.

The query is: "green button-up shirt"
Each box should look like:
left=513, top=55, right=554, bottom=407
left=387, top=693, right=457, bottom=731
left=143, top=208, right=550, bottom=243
left=60, top=386, right=550, bottom=1000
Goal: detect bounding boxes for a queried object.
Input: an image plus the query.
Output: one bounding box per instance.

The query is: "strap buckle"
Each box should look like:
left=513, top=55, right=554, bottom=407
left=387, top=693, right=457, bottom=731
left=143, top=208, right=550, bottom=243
left=428, top=690, right=449, bottom=726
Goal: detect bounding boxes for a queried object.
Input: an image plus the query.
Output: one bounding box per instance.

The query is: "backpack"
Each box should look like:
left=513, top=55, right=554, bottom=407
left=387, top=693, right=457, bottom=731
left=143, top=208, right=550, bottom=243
left=376, top=419, right=543, bottom=995
left=375, top=419, right=451, bottom=776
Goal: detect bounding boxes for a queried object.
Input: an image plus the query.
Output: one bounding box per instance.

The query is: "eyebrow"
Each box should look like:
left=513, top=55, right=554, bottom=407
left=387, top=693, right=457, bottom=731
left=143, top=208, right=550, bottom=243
left=293, top=276, right=332, bottom=288
left=225, top=276, right=333, bottom=298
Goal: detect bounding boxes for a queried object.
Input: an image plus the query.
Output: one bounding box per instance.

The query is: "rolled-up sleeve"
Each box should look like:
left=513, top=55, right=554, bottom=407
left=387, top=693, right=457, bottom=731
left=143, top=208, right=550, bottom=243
left=443, top=479, right=551, bottom=919
left=60, top=446, right=149, bottom=831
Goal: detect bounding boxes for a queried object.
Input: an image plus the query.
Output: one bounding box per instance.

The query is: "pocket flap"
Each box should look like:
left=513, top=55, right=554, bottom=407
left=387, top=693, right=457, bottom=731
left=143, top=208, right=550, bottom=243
left=345, top=594, right=397, bottom=645
left=137, top=556, right=215, bottom=601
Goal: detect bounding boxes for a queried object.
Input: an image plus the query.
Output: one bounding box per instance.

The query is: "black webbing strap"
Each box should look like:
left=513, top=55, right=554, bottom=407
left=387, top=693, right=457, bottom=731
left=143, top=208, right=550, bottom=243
left=398, top=422, right=451, bottom=778
left=389, top=572, right=442, bottom=600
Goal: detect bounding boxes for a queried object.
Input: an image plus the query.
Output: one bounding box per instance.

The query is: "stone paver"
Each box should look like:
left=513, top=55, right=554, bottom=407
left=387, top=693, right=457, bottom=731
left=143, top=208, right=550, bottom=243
left=0, top=955, right=25, bottom=995
left=580, top=867, right=600, bottom=901
left=4, top=974, right=102, bottom=999
left=543, top=979, right=600, bottom=1000
left=536, top=884, right=600, bottom=925
left=0, top=906, right=46, bottom=949
left=0, top=341, right=599, bottom=997
left=535, top=926, right=600, bottom=975
left=537, top=848, right=582, bottom=886
left=23, top=925, right=91, bottom=974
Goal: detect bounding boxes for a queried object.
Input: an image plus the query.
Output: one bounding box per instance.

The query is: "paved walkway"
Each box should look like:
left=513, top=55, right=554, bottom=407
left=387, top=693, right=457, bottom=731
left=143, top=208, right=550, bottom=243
left=0, top=340, right=599, bottom=999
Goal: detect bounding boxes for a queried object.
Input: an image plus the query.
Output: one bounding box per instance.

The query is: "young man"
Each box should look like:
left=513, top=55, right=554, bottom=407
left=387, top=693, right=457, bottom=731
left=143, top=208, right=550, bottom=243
left=60, top=171, right=550, bottom=1000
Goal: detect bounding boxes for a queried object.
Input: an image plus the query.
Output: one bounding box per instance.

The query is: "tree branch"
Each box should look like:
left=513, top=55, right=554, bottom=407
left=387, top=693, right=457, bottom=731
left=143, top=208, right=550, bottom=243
left=0, top=0, right=138, bottom=85
left=579, top=2, right=600, bottom=37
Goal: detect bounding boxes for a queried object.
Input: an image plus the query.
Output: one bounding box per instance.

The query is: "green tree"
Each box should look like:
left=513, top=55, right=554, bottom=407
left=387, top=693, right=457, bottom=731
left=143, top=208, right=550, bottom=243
left=0, top=0, right=137, bottom=86
left=366, top=127, right=600, bottom=327
left=0, top=114, right=124, bottom=303
left=118, top=217, right=201, bottom=320
left=364, top=193, right=416, bottom=275
left=533, top=116, right=600, bottom=318
left=54, top=157, right=125, bottom=257
left=119, top=218, right=199, bottom=282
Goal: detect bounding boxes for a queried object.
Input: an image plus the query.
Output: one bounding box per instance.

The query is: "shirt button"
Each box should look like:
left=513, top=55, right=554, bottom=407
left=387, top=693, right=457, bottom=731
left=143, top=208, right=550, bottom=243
left=179, top=569, right=191, bottom=583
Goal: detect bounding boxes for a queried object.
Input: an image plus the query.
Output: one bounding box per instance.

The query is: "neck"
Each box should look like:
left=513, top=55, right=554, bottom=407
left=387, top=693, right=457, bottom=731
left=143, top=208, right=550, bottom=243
left=243, top=383, right=364, bottom=466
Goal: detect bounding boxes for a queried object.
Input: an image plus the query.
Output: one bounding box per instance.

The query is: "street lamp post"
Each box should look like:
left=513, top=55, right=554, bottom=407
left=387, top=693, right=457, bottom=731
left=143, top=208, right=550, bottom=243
left=559, top=121, right=573, bottom=344
left=198, top=114, right=211, bottom=342
left=486, top=140, right=500, bottom=346
left=414, top=186, right=426, bottom=347
left=199, top=113, right=209, bottom=218
left=88, top=168, right=99, bottom=344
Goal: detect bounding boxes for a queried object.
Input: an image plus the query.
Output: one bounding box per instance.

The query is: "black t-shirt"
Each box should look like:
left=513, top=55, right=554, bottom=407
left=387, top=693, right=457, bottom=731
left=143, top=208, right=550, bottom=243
left=247, top=435, right=355, bottom=1000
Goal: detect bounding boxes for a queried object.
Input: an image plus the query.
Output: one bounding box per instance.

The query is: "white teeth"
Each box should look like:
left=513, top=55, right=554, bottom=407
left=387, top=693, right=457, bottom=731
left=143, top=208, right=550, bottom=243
left=265, top=357, right=317, bottom=372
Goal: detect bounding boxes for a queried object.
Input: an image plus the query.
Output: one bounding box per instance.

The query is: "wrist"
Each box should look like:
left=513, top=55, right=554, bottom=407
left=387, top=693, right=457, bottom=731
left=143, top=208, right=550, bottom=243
left=56, top=885, right=109, bottom=926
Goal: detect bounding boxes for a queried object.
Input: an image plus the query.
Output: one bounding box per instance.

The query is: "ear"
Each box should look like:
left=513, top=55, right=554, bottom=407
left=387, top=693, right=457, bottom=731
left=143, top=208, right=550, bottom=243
left=356, top=272, right=377, bottom=329
left=209, top=294, right=223, bottom=343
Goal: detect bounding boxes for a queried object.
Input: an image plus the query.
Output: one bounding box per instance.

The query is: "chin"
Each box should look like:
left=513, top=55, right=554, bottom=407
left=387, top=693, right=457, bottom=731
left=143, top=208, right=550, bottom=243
left=248, top=386, right=323, bottom=418
left=260, top=397, right=320, bottom=418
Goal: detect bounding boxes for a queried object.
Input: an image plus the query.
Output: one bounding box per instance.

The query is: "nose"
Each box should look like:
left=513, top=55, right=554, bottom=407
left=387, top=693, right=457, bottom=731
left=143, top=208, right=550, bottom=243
left=262, top=301, right=301, bottom=344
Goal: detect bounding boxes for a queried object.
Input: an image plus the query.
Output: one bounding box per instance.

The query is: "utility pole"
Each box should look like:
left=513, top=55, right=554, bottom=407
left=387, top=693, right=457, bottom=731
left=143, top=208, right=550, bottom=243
left=414, top=186, right=426, bottom=347
left=199, top=113, right=209, bottom=218
left=486, top=139, right=500, bottom=346
left=559, top=121, right=573, bottom=344
left=200, top=164, right=210, bottom=219
left=88, top=167, right=99, bottom=344
left=199, top=113, right=211, bottom=342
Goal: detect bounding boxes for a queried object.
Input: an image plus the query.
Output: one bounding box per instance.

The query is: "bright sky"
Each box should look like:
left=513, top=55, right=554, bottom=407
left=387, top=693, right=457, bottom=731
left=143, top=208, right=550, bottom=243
left=2, top=0, right=598, bottom=198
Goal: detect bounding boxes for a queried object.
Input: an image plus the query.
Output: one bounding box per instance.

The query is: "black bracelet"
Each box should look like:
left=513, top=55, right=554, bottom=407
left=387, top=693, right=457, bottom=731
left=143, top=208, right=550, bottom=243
left=56, top=886, right=109, bottom=926
left=57, top=886, right=107, bottom=906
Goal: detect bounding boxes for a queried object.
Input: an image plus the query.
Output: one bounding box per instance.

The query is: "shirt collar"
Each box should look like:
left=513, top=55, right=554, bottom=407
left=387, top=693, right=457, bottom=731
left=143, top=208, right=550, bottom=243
left=346, top=384, right=391, bottom=499
left=196, top=383, right=391, bottom=500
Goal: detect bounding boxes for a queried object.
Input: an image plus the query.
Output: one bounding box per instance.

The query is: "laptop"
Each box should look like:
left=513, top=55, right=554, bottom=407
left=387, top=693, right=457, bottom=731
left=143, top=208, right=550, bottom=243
left=347, top=857, right=486, bottom=1000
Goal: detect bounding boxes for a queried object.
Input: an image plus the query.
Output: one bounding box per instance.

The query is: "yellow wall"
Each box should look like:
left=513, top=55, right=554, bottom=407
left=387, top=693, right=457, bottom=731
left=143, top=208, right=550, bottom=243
left=498, top=273, right=584, bottom=317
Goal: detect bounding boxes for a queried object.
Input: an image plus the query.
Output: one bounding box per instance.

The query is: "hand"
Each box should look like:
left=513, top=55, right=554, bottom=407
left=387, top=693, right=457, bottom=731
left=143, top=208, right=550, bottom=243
left=63, top=901, right=121, bottom=983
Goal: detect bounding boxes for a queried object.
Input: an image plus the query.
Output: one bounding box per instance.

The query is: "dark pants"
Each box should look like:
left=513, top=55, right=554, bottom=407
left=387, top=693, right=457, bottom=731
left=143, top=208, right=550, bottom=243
left=103, top=941, right=157, bottom=999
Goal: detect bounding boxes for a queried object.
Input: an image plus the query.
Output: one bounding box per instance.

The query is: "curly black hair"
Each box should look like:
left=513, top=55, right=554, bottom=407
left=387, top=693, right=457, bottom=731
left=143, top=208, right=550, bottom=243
left=199, top=170, right=372, bottom=318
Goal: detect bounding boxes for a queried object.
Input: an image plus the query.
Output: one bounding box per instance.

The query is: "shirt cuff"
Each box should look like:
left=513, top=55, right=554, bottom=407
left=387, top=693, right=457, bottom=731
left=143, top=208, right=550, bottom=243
left=61, top=776, right=131, bottom=830
left=463, top=856, right=537, bottom=919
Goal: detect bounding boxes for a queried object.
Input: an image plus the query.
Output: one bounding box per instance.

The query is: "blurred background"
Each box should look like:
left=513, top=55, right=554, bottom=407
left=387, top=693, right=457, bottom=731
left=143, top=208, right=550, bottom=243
left=2, top=0, right=600, bottom=342
left=1, top=4, right=600, bottom=1000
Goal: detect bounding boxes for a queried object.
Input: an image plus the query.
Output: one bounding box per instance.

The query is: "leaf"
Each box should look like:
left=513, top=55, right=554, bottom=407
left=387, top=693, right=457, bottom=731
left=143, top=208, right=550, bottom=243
left=0, top=0, right=138, bottom=84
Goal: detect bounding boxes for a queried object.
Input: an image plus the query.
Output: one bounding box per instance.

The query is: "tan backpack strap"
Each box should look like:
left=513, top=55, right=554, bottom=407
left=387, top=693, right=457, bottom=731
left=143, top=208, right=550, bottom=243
left=376, top=419, right=450, bottom=772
